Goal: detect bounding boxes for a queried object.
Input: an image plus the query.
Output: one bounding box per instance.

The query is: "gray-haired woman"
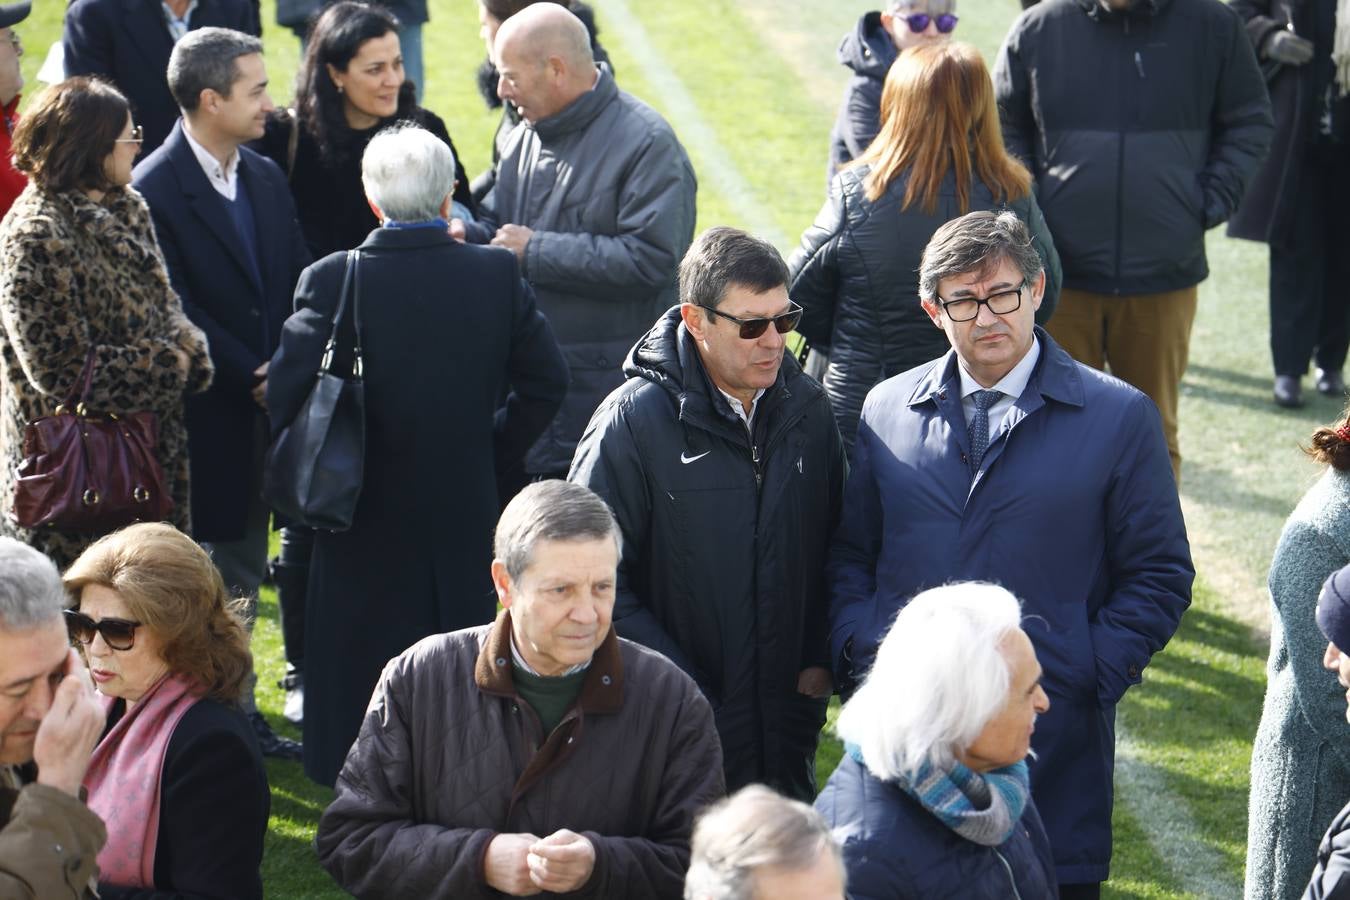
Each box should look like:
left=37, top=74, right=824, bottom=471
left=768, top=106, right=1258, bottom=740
left=815, top=582, right=1056, bottom=899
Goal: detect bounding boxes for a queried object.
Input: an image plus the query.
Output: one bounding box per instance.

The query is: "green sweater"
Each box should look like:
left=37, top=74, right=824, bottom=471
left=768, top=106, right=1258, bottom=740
left=513, top=663, right=587, bottom=736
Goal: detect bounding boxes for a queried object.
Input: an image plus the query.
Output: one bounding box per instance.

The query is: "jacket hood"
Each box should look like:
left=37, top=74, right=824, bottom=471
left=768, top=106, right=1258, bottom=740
left=1077, top=0, right=1172, bottom=21
left=837, top=11, right=898, bottom=80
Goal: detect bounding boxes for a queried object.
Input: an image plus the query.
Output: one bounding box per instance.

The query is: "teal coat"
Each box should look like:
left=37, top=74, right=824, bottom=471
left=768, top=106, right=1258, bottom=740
left=1247, top=468, right=1350, bottom=900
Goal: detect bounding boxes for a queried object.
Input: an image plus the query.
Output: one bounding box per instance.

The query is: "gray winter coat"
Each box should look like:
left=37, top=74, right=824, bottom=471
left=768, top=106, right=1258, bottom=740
left=1247, top=468, right=1350, bottom=900
left=472, top=67, right=697, bottom=475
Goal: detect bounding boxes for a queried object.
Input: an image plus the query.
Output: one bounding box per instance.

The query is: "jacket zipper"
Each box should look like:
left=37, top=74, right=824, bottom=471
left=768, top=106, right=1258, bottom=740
left=993, top=848, right=1023, bottom=900
left=750, top=438, right=762, bottom=488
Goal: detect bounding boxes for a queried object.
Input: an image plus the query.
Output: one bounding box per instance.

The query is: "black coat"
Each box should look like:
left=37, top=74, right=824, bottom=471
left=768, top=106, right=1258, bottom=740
left=1227, top=0, right=1350, bottom=246
left=994, top=0, right=1272, bottom=294
left=815, top=755, right=1058, bottom=900
left=826, top=12, right=897, bottom=185
left=789, top=165, right=1061, bottom=453
left=569, top=308, right=847, bottom=801
left=254, top=106, right=474, bottom=260
left=267, top=226, right=568, bottom=786
left=1307, top=798, right=1350, bottom=899
left=96, top=698, right=270, bottom=900
left=133, top=122, right=312, bottom=542
left=62, top=0, right=259, bottom=157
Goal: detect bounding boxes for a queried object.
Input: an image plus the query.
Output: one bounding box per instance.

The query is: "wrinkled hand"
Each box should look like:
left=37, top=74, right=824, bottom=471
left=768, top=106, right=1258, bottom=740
left=252, top=361, right=269, bottom=411
left=1267, top=29, right=1314, bottom=65
left=797, top=666, right=834, bottom=699
left=528, top=829, right=596, bottom=893
left=484, top=833, right=542, bottom=896
left=448, top=218, right=466, bottom=243
left=491, top=224, right=534, bottom=260
left=33, top=650, right=104, bottom=797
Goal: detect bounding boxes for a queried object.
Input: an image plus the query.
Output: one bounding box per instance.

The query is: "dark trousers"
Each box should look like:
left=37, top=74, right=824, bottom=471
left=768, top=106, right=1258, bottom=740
left=1058, top=883, right=1101, bottom=900
left=272, top=525, right=311, bottom=670
left=1270, top=145, right=1350, bottom=378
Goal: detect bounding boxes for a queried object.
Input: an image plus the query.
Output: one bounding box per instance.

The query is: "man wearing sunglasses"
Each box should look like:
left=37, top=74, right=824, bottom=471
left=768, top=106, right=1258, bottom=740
left=570, top=226, right=848, bottom=803
left=0, top=538, right=107, bottom=898
left=828, top=210, right=1192, bottom=900
left=827, top=0, right=957, bottom=183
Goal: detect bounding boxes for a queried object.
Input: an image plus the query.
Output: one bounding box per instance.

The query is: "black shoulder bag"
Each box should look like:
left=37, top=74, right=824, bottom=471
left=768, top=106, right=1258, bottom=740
left=263, top=250, right=366, bottom=531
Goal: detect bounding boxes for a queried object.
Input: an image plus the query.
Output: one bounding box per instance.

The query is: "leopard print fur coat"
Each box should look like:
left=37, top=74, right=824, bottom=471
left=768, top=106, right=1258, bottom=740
left=0, top=183, right=213, bottom=568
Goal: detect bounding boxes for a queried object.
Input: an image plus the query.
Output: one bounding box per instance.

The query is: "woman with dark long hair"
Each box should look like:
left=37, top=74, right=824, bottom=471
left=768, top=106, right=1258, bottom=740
left=256, top=0, right=475, bottom=259
left=789, top=41, right=1060, bottom=453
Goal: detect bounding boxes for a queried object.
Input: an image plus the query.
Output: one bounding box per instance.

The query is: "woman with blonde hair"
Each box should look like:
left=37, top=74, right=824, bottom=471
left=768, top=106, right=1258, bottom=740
left=64, top=523, right=269, bottom=899
left=789, top=41, right=1061, bottom=453
left=1245, top=406, right=1350, bottom=900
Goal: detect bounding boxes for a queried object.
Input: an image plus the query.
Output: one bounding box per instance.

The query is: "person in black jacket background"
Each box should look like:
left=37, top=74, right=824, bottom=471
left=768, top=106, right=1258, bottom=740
left=570, top=227, right=847, bottom=802
left=994, top=0, right=1272, bottom=481
left=1227, top=0, right=1350, bottom=408
left=267, top=124, right=567, bottom=786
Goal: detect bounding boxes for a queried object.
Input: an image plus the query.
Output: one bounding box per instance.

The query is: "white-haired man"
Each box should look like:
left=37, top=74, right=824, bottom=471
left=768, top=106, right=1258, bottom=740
left=685, top=785, right=845, bottom=900
left=463, top=3, right=696, bottom=492
left=818, top=582, right=1055, bottom=897
left=0, top=537, right=106, bottom=897
left=315, top=481, right=725, bottom=898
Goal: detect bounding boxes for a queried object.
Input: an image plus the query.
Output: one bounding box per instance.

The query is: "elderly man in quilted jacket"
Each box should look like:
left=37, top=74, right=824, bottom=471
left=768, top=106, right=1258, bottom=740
left=0, top=538, right=106, bottom=899
left=316, top=480, right=724, bottom=899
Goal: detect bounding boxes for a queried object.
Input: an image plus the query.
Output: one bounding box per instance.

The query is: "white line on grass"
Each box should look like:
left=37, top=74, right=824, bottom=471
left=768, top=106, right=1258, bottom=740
left=591, top=0, right=792, bottom=250
left=1116, top=726, right=1241, bottom=898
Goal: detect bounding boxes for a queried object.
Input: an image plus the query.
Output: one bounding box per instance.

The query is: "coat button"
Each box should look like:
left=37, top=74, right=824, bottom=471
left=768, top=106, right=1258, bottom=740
left=52, top=843, right=62, bottom=854
left=597, top=356, right=608, bottom=367
left=1128, top=664, right=1140, bottom=679
left=601, top=675, right=612, bottom=686
left=495, top=657, right=507, bottom=667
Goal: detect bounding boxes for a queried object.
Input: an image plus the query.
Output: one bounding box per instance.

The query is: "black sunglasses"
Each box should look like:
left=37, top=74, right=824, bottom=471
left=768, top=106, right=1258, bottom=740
left=64, top=609, right=142, bottom=651
left=702, top=301, right=804, bottom=340
left=904, top=13, right=959, bottom=33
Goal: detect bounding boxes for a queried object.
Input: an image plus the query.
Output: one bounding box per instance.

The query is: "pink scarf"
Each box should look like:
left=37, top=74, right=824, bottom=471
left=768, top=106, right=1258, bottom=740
left=83, top=672, right=200, bottom=887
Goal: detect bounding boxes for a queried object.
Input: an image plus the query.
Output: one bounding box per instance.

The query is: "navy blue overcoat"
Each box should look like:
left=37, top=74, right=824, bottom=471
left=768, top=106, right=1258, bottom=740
left=827, top=328, right=1193, bottom=884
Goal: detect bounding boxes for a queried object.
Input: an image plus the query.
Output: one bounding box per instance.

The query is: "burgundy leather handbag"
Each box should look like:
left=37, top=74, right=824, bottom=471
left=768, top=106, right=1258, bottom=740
left=11, top=349, right=173, bottom=533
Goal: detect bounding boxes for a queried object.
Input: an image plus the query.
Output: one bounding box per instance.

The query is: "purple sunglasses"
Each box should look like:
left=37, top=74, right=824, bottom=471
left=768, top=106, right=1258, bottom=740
left=903, top=13, right=959, bottom=33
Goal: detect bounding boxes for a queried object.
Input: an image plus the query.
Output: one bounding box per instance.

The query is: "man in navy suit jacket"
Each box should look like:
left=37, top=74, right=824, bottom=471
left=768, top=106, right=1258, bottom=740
left=133, top=27, right=309, bottom=758
left=63, top=0, right=258, bottom=157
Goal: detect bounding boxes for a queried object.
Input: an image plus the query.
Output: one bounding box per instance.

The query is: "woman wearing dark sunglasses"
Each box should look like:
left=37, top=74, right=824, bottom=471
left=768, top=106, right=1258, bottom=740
left=827, top=0, right=958, bottom=183
left=62, top=523, right=269, bottom=899
left=791, top=41, right=1061, bottom=455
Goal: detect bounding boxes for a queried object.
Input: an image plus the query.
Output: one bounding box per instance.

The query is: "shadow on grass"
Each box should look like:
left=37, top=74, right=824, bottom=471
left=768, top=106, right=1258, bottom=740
left=1178, top=460, right=1293, bottom=519
left=1184, top=365, right=1347, bottom=416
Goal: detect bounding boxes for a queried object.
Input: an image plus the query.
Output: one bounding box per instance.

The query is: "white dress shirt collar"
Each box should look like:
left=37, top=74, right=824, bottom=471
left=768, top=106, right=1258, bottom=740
left=183, top=124, right=240, bottom=201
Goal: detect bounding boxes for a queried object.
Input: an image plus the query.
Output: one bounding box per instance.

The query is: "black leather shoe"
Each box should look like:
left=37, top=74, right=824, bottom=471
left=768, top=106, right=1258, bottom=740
left=1274, top=375, right=1304, bottom=408
left=248, top=711, right=303, bottom=761
left=1316, top=368, right=1345, bottom=397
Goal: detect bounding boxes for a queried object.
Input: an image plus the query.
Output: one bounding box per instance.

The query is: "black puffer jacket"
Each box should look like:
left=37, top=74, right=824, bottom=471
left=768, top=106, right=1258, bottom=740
left=827, top=12, right=897, bottom=185
left=569, top=308, right=847, bottom=802
left=788, top=165, right=1061, bottom=452
left=994, top=0, right=1272, bottom=294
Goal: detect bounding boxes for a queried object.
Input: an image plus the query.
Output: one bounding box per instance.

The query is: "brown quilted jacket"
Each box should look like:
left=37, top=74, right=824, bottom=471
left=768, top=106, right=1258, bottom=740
left=316, top=611, right=725, bottom=899
left=0, top=768, right=106, bottom=899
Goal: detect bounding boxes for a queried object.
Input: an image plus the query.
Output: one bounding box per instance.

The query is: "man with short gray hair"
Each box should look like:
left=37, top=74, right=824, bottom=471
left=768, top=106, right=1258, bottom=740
left=828, top=209, right=1194, bottom=897
left=0, top=538, right=107, bottom=897
left=685, top=785, right=845, bottom=900
left=316, top=480, right=724, bottom=899
left=134, top=25, right=311, bottom=759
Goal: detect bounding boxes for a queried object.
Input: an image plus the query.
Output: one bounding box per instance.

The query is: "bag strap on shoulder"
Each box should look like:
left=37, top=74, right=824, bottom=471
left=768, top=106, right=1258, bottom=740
left=319, top=250, right=362, bottom=377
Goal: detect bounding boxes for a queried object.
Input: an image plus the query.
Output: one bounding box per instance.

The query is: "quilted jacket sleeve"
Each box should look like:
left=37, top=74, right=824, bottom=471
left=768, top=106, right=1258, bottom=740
left=993, top=19, right=1039, bottom=169
left=1198, top=7, right=1274, bottom=228
left=0, top=783, right=106, bottom=899
left=788, top=179, right=847, bottom=350
left=315, top=654, right=500, bottom=900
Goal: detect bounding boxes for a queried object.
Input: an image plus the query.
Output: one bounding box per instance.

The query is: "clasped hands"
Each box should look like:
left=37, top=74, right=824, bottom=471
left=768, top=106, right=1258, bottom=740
left=485, top=829, right=596, bottom=896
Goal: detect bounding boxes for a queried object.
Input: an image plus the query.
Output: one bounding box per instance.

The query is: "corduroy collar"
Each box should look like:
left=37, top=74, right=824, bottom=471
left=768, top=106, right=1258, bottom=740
left=475, top=609, right=624, bottom=714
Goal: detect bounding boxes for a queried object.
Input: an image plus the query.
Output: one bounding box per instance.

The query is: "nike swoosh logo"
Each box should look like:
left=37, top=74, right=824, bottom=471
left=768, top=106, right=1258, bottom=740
left=680, top=450, right=712, bottom=465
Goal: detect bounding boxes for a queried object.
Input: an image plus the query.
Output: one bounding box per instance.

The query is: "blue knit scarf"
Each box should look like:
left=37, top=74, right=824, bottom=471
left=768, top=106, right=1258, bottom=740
left=847, top=743, right=1030, bottom=846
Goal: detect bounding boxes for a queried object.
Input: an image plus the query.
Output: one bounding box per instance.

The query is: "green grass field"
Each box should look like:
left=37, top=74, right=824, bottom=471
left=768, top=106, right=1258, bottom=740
left=13, top=0, right=1340, bottom=895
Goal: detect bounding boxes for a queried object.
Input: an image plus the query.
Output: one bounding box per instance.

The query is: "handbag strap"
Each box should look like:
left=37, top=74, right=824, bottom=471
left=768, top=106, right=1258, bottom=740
left=62, top=348, right=98, bottom=410
left=318, top=250, right=364, bottom=380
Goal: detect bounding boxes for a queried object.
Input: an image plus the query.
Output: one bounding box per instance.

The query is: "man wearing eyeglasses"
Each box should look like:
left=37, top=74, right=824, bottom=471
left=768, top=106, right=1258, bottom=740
left=570, top=226, right=848, bottom=803
left=828, top=210, right=1193, bottom=900
left=0, top=538, right=106, bottom=898
left=827, top=0, right=957, bottom=184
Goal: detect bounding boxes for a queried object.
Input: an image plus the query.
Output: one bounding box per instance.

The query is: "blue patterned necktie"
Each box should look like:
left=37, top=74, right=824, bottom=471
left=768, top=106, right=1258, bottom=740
left=969, top=389, right=1002, bottom=471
